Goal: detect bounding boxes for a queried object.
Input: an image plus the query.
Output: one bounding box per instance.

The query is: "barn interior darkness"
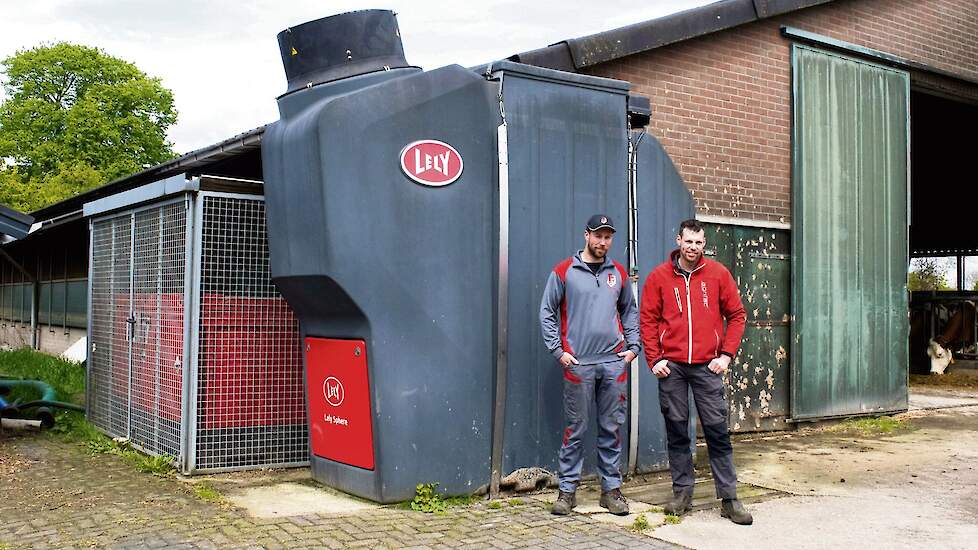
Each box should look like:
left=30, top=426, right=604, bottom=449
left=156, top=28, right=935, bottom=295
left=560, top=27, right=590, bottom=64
left=908, top=89, right=978, bottom=374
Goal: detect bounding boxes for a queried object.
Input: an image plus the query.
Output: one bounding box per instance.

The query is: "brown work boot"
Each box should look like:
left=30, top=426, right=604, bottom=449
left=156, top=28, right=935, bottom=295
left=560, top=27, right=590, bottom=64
left=599, top=488, right=630, bottom=516
left=663, top=491, right=693, bottom=516
left=720, top=499, right=753, bottom=525
left=551, top=490, right=576, bottom=515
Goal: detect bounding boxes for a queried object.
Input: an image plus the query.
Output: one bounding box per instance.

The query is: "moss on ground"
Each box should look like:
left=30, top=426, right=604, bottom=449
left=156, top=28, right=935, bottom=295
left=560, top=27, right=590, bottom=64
left=829, top=415, right=913, bottom=435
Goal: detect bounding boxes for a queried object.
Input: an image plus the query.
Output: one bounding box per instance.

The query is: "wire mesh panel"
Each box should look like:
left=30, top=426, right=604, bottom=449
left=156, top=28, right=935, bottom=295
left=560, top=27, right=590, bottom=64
left=128, top=204, right=186, bottom=458
left=89, top=202, right=188, bottom=463
left=88, top=213, right=133, bottom=439
left=192, top=194, right=307, bottom=471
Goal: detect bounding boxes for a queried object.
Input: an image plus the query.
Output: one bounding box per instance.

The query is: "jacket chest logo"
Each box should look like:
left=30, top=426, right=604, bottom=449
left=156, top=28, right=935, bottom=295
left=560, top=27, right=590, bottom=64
left=701, top=281, right=709, bottom=309
left=607, top=273, right=617, bottom=288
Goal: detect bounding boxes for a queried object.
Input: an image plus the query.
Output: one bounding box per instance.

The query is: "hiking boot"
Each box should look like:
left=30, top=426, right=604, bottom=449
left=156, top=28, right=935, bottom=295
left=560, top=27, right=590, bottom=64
left=551, top=490, right=576, bottom=515
left=720, top=499, right=753, bottom=525
left=599, top=488, right=630, bottom=515
left=663, top=491, right=693, bottom=516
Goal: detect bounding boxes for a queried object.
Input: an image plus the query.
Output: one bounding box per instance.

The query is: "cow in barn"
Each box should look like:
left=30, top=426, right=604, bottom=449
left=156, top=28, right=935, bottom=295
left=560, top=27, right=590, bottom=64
left=926, top=301, right=977, bottom=375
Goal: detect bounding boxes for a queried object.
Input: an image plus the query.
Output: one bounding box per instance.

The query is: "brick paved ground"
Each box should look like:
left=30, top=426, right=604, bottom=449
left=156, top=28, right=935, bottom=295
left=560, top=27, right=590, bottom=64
left=0, top=432, right=676, bottom=549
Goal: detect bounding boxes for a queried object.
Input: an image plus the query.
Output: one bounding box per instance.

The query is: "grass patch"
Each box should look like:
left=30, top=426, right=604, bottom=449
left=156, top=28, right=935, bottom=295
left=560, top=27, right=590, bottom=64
left=87, top=438, right=175, bottom=477
left=507, top=498, right=524, bottom=507
left=631, top=514, right=651, bottom=531
left=910, top=372, right=978, bottom=388
left=0, top=348, right=111, bottom=447
left=0, top=348, right=102, bottom=447
left=487, top=501, right=503, bottom=510
left=0, top=348, right=176, bottom=477
left=191, top=482, right=224, bottom=503
left=664, top=514, right=682, bottom=525
left=0, top=347, right=85, bottom=405
left=829, top=415, right=912, bottom=435
left=444, top=494, right=478, bottom=507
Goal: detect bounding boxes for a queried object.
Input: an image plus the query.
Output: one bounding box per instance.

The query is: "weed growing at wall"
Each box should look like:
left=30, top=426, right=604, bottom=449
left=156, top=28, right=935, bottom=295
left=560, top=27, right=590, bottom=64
left=411, top=483, right=448, bottom=513
left=829, top=416, right=914, bottom=436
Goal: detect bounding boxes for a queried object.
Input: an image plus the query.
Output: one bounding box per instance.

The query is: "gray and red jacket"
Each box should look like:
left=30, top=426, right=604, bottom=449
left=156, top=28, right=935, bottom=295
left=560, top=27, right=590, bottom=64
left=640, top=250, right=746, bottom=367
left=540, top=253, right=641, bottom=365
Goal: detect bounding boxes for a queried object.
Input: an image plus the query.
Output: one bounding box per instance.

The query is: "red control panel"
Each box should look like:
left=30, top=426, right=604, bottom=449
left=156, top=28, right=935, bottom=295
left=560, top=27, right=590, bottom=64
left=305, top=337, right=375, bottom=470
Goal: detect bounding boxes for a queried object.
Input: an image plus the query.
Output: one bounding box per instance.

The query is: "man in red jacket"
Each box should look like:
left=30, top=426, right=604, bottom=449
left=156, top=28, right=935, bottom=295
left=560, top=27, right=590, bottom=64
left=640, top=219, right=753, bottom=525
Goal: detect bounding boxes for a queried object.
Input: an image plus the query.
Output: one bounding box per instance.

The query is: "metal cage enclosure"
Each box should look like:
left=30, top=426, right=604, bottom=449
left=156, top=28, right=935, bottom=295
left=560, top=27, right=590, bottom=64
left=87, top=190, right=308, bottom=473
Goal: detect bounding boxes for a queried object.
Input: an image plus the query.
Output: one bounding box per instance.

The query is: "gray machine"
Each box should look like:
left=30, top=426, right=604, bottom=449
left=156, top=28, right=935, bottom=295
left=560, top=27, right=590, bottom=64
left=262, top=10, right=693, bottom=503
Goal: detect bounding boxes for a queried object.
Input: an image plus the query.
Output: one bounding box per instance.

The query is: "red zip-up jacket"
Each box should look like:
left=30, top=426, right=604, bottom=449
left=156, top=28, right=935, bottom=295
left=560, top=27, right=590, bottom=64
left=640, top=250, right=746, bottom=367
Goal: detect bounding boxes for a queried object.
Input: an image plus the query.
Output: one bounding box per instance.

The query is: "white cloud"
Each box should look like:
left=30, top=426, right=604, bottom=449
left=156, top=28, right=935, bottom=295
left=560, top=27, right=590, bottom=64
left=0, top=0, right=717, bottom=154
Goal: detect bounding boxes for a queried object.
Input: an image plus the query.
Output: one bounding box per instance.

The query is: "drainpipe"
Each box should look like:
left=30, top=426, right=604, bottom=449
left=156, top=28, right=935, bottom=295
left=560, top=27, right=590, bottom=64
left=625, top=95, right=650, bottom=475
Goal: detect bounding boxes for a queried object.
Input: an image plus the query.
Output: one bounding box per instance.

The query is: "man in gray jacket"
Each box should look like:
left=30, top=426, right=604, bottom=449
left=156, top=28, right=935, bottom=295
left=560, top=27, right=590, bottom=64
left=540, top=214, right=641, bottom=516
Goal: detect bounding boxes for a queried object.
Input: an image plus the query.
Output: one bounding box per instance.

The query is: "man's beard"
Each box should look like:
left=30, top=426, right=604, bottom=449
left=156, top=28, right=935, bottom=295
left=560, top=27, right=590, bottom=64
left=588, top=244, right=606, bottom=259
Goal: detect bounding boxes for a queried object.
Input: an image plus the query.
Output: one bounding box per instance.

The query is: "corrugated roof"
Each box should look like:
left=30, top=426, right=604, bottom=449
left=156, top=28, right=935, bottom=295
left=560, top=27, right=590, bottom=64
left=0, top=204, right=34, bottom=240
left=509, top=0, right=835, bottom=71
left=29, top=125, right=266, bottom=222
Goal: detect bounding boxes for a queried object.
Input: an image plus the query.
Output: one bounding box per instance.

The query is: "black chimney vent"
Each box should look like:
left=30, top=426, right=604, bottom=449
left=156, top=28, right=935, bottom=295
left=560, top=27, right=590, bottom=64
left=277, top=10, right=412, bottom=93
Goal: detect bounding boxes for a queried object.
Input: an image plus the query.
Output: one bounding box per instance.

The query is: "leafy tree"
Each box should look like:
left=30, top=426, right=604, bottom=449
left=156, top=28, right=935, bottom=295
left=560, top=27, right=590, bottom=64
left=0, top=42, right=177, bottom=211
left=908, top=258, right=952, bottom=291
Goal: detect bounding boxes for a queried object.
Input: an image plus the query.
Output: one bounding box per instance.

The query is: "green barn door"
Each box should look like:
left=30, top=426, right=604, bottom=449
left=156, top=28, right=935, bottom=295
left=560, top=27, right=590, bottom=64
left=790, top=44, right=909, bottom=420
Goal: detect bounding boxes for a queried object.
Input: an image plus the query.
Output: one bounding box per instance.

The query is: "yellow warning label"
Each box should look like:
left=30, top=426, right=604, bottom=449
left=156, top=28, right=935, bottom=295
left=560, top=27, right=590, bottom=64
left=291, top=47, right=298, bottom=56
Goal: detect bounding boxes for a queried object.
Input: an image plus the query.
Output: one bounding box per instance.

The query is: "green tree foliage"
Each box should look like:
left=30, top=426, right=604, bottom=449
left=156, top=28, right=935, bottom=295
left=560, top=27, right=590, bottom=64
left=0, top=42, right=177, bottom=212
left=908, top=258, right=952, bottom=291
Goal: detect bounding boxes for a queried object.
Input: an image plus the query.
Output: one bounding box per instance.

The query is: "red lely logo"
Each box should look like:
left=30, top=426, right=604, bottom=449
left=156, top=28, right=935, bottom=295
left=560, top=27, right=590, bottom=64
left=400, top=140, right=464, bottom=187
left=323, top=376, right=345, bottom=407
left=607, top=273, right=617, bottom=288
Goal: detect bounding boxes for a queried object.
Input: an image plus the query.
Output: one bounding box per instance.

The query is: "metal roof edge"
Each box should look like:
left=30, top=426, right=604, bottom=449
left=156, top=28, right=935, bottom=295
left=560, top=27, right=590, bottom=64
left=509, top=0, right=835, bottom=71
left=29, top=125, right=267, bottom=222
left=484, top=60, right=630, bottom=93
left=82, top=174, right=199, bottom=219
left=0, top=204, right=35, bottom=240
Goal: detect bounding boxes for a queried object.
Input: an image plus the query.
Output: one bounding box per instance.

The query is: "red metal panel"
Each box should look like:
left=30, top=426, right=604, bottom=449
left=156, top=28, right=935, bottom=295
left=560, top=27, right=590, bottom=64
left=305, top=337, right=374, bottom=470
left=196, top=295, right=305, bottom=429
left=130, top=293, right=184, bottom=423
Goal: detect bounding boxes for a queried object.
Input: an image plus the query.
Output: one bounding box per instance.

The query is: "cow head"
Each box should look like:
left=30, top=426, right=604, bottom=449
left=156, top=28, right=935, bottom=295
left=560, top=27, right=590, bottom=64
left=926, top=339, right=953, bottom=375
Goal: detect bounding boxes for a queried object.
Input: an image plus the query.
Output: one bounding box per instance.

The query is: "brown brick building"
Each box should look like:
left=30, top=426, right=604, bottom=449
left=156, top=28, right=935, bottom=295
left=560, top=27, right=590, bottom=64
left=516, top=0, right=977, bottom=227
left=512, top=0, right=978, bottom=427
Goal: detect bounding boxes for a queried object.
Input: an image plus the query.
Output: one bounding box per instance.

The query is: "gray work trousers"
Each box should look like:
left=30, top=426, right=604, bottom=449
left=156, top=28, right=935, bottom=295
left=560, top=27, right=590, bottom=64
left=658, top=360, right=738, bottom=500
left=557, top=359, right=628, bottom=493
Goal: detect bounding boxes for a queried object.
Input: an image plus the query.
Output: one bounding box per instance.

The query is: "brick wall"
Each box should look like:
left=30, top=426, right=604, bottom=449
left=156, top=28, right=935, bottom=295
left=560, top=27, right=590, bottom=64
left=589, top=0, right=978, bottom=225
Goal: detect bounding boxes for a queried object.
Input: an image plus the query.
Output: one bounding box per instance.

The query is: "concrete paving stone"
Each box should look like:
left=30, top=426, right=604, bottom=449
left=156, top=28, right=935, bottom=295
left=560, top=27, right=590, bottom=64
left=8, top=404, right=972, bottom=550
left=346, top=539, right=381, bottom=548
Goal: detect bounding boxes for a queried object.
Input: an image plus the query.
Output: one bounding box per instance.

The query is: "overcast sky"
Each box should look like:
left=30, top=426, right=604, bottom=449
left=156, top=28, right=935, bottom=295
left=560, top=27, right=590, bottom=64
left=0, top=0, right=717, bottom=154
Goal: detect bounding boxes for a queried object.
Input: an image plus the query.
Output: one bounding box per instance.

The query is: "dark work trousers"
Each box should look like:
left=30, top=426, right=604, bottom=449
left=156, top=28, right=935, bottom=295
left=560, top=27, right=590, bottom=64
left=658, top=360, right=738, bottom=500
left=557, top=359, right=628, bottom=493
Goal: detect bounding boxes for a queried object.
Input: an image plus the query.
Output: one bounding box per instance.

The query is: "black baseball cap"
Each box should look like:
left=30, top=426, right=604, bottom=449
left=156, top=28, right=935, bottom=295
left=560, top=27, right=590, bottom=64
left=586, top=214, right=615, bottom=232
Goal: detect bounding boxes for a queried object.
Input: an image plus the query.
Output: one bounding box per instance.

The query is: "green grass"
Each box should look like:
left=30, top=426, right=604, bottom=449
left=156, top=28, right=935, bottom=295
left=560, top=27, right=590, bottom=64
left=829, top=415, right=912, bottom=435
left=631, top=514, right=651, bottom=531
left=91, top=438, right=176, bottom=477
left=400, top=483, right=478, bottom=513
left=487, top=501, right=503, bottom=510
left=664, top=514, right=682, bottom=525
left=0, top=347, right=85, bottom=405
left=0, top=347, right=93, bottom=443
left=507, top=498, right=524, bottom=507
left=0, top=347, right=175, bottom=477
left=191, top=482, right=224, bottom=503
